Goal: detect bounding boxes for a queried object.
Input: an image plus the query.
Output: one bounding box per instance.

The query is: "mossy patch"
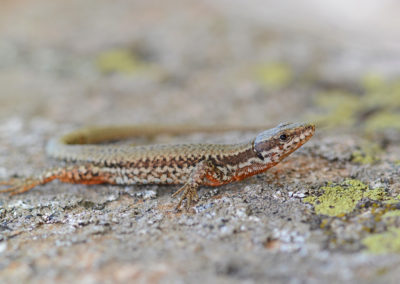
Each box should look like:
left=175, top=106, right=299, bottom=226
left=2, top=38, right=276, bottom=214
left=254, top=62, right=292, bottom=89
left=311, top=74, right=400, bottom=132
left=382, top=210, right=400, bottom=219
left=351, top=143, right=382, bottom=165
left=311, top=91, right=360, bottom=128
left=96, top=48, right=148, bottom=74
left=362, top=73, right=385, bottom=92
left=362, top=75, right=400, bottom=109
left=303, top=179, right=389, bottom=217
left=362, top=228, right=400, bottom=254
left=364, top=112, right=400, bottom=133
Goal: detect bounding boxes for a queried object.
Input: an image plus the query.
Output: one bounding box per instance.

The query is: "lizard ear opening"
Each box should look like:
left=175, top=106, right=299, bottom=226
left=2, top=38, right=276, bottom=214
left=252, top=140, right=265, bottom=160
left=256, top=151, right=265, bottom=160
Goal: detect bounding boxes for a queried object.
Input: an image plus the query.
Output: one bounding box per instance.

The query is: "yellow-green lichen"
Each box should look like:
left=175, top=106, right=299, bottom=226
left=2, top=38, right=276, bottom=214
left=96, top=49, right=148, bottom=74
left=310, top=91, right=360, bottom=128
left=351, top=143, right=382, bottom=165
left=381, top=198, right=400, bottom=205
left=364, top=187, right=386, bottom=201
left=363, top=77, right=400, bottom=110
left=362, top=228, right=400, bottom=254
left=364, top=112, right=400, bottom=133
left=382, top=210, right=400, bottom=219
left=311, top=75, right=400, bottom=132
left=303, top=179, right=388, bottom=217
left=255, top=62, right=292, bottom=89
left=362, top=73, right=385, bottom=92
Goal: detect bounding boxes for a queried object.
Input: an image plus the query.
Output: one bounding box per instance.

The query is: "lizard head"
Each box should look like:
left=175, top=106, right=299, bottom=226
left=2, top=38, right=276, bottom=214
left=253, top=122, right=315, bottom=162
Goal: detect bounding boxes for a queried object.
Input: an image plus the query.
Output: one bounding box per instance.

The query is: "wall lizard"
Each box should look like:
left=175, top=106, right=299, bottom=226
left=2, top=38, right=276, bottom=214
left=0, top=123, right=315, bottom=209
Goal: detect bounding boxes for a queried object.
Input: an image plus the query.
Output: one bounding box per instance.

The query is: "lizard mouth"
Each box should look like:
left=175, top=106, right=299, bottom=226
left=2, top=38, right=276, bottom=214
left=294, top=123, right=315, bottom=145
left=280, top=123, right=315, bottom=158
left=300, top=123, right=315, bottom=141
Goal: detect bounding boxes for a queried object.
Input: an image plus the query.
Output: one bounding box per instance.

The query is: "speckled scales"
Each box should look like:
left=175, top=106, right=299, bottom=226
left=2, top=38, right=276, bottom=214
left=1, top=123, right=315, bottom=208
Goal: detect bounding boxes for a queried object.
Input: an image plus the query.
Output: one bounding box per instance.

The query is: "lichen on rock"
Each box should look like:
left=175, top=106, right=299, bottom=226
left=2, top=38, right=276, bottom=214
left=303, top=179, right=392, bottom=217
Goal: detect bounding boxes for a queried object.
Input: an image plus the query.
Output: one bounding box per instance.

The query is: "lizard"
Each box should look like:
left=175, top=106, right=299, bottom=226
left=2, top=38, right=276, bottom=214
left=0, top=123, right=315, bottom=209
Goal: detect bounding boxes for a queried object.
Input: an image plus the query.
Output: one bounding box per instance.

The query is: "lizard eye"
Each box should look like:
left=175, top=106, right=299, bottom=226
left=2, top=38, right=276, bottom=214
left=279, top=134, right=288, bottom=141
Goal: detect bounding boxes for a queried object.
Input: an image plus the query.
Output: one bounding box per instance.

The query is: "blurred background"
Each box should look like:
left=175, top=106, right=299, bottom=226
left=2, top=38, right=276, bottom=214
left=1, top=0, right=400, bottom=135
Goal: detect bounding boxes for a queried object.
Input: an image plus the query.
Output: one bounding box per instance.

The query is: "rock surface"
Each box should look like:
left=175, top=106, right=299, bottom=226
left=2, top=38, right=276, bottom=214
left=1, top=1, right=400, bottom=283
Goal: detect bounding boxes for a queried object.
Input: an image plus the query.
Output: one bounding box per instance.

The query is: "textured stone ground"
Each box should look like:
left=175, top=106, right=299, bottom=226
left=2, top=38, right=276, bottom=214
left=1, top=1, right=400, bottom=283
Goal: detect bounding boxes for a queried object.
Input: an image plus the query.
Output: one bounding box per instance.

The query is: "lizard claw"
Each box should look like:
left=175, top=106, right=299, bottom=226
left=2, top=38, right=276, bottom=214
left=172, top=184, right=199, bottom=210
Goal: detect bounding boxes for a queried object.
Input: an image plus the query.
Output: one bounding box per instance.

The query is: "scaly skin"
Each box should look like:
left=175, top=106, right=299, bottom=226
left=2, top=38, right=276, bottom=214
left=0, top=123, right=315, bottom=209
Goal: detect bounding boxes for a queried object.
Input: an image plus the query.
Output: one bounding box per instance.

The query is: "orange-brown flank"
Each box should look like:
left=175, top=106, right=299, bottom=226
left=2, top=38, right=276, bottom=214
left=1, top=123, right=315, bottom=208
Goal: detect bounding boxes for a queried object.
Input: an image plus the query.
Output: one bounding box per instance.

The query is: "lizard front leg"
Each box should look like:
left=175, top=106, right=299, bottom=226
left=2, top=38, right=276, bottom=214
left=172, top=160, right=229, bottom=210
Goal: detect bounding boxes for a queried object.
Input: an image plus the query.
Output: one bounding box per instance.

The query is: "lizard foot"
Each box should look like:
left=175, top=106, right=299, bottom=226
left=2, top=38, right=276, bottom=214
left=172, top=184, right=199, bottom=210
